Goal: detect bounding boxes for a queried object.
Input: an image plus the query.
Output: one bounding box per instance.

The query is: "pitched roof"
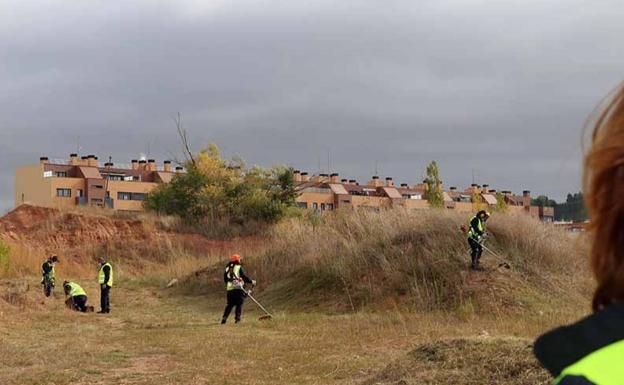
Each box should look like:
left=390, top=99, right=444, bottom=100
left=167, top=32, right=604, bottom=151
left=482, top=194, right=498, bottom=205
left=329, top=183, right=349, bottom=195
left=155, top=172, right=174, bottom=183
left=77, top=166, right=102, bottom=179
left=382, top=187, right=402, bottom=199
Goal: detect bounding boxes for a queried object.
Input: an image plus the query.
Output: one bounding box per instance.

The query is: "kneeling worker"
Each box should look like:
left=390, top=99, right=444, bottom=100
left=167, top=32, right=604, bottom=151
left=63, top=281, right=89, bottom=312
left=221, top=254, right=255, bottom=324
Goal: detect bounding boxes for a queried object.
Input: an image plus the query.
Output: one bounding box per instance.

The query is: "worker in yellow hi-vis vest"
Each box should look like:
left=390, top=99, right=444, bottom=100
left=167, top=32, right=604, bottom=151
left=221, top=254, right=255, bottom=324
left=97, top=258, right=113, bottom=314
left=63, top=281, right=89, bottom=312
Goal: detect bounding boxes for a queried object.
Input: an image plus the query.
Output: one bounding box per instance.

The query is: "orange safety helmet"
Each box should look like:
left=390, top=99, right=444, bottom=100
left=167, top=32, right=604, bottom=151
left=230, top=254, right=241, bottom=263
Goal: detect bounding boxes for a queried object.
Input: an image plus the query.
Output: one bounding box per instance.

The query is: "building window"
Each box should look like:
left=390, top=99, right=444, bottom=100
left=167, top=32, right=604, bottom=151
left=104, top=174, right=124, bottom=181
left=77, top=189, right=83, bottom=197
left=297, top=202, right=308, bottom=209
left=94, top=185, right=103, bottom=189
left=117, top=192, right=145, bottom=201
left=312, top=203, right=318, bottom=210
left=55, top=171, right=68, bottom=177
left=327, top=204, right=334, bottom=210
left=321, top=203, right=326, bottom=211
left=117, top=192, right=131, bottom=201
left=56, top=188, right=71, bottom=197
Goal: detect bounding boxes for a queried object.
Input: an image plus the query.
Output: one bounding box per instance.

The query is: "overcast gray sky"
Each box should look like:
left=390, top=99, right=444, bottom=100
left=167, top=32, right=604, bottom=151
left=1, top=0, right=623, bottom=213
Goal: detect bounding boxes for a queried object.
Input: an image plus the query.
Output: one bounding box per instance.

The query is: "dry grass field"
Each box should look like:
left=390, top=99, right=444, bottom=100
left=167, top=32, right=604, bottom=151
left=0, top=206, right=593, bottom=384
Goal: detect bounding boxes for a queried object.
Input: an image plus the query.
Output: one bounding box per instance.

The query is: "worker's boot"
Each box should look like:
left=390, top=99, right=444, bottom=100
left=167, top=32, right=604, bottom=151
left=220, top=318, right=227, bottom=324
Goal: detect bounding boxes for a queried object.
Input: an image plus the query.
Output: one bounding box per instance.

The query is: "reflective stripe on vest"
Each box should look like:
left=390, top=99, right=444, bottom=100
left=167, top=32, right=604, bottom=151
left=467, top=216, right=483, bottom=238
left=226, top=264, right=242, bottom=291
left=68, top=282, right=86, bottom=297
left=555, top=339, right=624, bottom=385
left=98, top=263, right=114, bottom=287
left=44, top=262, right=55, bottom=280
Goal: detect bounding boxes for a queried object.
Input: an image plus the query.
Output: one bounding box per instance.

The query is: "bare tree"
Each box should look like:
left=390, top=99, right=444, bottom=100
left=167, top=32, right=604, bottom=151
left=174, top=112, right=195, bottom=166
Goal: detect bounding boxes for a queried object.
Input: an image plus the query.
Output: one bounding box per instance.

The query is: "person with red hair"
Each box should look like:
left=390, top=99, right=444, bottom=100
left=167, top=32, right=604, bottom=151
left=534, top=85, right=624, bottom=384
left=221, top=254, right=255, bottom=324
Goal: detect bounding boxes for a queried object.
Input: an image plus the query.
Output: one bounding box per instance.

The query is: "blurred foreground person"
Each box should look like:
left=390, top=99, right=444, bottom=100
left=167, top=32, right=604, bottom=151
left=535, top=85, right=624, bottom=384
left=221, top=254, right=255, bottom=324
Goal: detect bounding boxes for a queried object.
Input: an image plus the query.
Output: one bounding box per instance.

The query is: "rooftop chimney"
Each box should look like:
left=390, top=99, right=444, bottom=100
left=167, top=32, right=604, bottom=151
left=104, top=162, right=113, bottom=168
left=175, top=166, right=183, bottom=173
left=330, top=173, right=339, bottom=183
left=349, top=179, right=356, bottom=185
left=138, top=159, right=147, bottom=170
left=385, top=177, right=394, bottom=187
left=147, top=159, right=156, bottom=171
left=131, top=159, right=139, bottom=170
left=369, top=176, right=381, bottom=187
left=69, top=153, right=79, bottom=165
left=163, top=160, right=172, bottom=172
left=482, top=184, right=490, bottom=193
left=87, top=155, right=97, bottom=167
left=400, top=183, right=409, bottom=188
left=341, top=178, right=348, bottom=183
left=293, top=170, right=301, bottom=183
left=522, top=190, right=531, bottom=207
left=450, top=186, right=457, bottom=191
left=39, top=156, right=49, bottom=164
left=301, top=172, right=309, bottom=182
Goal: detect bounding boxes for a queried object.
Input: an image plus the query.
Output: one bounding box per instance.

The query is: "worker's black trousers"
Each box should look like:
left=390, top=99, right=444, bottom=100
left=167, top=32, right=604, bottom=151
left=468, top=237, right=483, bottom=268
left=72, top=295, right=88, bottom=312
left=222, top=289, right=246, bottom=323
left=100, top=285, right=111, bottom=313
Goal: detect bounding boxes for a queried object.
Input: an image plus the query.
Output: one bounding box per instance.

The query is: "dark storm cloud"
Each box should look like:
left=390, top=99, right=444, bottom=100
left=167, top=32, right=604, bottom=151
left=1, top=0, right=623, bottom=212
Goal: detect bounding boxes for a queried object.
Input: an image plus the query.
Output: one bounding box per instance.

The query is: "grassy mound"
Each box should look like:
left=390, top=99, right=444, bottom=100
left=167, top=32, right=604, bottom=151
left=361, top=337, right=549, bottom=385
left=187, top=209, right=592, bottom=314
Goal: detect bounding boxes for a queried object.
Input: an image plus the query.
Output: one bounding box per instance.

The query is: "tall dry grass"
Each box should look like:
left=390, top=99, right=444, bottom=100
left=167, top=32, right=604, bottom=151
left=192, top=209, right=592, bottom=313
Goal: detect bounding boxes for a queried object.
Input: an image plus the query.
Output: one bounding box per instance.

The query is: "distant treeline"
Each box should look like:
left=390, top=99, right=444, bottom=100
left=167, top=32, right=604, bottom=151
left=531, top=192, right=588, bottom=222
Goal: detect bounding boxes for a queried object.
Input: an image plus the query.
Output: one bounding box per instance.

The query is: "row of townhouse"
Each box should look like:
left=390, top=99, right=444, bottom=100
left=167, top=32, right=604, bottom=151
left=13, top=155, right=554, bottom=221
left=15, top=154, right=183, bottom=211
left=293, top=171, right=555, bottom=222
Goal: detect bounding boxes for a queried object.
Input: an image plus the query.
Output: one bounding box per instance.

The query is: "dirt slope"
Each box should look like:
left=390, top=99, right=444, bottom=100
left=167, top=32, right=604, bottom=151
left=0, top=204, right=264, bottom=278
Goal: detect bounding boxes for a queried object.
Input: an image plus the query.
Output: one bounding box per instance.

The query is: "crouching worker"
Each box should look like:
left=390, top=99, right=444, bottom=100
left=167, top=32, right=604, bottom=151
left=63, top=281, right=90, bottom=312
left=221, top=254, right=255, bottom=324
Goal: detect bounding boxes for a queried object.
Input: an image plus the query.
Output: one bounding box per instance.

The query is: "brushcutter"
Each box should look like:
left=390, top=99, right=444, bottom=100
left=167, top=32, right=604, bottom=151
left=459, top=225, right=511, bottom=269
left=479, top=241, right=512, bottom=270
left=245, top=287, right=274, bottom=321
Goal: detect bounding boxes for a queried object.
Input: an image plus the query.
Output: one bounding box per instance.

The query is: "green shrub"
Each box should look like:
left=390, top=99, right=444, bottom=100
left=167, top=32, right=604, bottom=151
left=0, top=240, right=10, bottom=275
left=145, top=143, right=297, bottom=230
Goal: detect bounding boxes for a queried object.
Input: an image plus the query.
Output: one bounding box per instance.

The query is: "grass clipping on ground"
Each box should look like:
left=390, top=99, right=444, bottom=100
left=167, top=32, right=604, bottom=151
left=363, top=337, right=549, bottom=385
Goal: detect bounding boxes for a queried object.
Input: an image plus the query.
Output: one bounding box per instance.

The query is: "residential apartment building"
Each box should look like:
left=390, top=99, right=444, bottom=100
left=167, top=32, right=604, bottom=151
left=293, top=170, right=555, bottom=222
left=15, top=154, right=183, bottom=211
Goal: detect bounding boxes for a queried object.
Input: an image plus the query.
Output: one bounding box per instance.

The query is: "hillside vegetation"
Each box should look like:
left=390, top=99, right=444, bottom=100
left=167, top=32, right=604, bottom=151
left=189, top=209, right=592, bottom=316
